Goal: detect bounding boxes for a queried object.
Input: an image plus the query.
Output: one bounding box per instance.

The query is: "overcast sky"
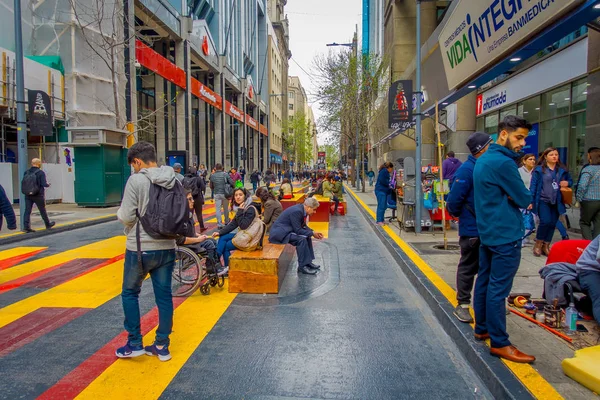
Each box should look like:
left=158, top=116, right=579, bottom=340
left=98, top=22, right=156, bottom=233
left=286, top=0, right=363, bottom=144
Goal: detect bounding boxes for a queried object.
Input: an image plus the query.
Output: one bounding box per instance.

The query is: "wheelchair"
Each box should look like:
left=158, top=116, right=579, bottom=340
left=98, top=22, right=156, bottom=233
left=172, top=242, right=224, bottom=297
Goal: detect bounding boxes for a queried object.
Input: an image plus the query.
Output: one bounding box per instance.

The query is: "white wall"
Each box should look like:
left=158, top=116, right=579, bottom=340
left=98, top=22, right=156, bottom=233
left=0, top=160, right=75, bottom=203
left=0, top=163, right=14, bottom=201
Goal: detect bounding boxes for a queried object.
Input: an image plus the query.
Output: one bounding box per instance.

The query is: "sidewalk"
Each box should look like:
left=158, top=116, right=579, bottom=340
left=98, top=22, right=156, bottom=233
left=0, top=203, right=118, bottom=240
left=346, top=184, right=597, bottom=400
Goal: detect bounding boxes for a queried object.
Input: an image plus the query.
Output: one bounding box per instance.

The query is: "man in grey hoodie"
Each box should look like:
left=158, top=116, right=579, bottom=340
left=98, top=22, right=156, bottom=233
left=209, top=163, right=235, bottom=229
left=116, top=141, right=177, bottom=362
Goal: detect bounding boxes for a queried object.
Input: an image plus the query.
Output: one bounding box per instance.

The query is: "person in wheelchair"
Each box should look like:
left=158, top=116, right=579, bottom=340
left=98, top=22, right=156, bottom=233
left=575, top=235, right=600, bottom=324
left=177, top=190, right=226, bottom=275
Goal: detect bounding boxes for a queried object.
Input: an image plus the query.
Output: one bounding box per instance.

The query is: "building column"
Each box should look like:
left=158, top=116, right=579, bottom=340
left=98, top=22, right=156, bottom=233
left=586, top=29, right=600, bottom=150
left=215, top=68, right=225, bottom=165
left=447, top=92, right=477, bottom=162
left=175, top=40, right=188, bottom=152
left=154, top=73, right=166, bottom=164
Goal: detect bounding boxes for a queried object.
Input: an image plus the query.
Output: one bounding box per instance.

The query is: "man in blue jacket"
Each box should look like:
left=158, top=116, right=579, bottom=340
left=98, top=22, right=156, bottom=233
left=446, top=132, right=492, bottom=324
left=472, top=115, right=534, bottom=364
left=0, top=184, right=16, bottom=231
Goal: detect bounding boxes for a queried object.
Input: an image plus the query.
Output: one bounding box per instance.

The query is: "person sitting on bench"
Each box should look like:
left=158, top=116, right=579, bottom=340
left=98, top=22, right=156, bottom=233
left=576, top=235, right=600, bottom=323
left=269, top=197, right=324, bottom=275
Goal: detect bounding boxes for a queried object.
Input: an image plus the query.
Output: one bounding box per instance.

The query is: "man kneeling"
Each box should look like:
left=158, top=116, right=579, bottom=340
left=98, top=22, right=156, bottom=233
left=269, top=198, right=324, bottom=275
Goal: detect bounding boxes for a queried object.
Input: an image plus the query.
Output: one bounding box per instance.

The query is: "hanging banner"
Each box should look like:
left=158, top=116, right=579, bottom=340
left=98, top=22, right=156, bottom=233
left=317, top=151, right=326, bottom=169
left=439, top=0, right=579, bottom=90
left=28, top=90, right=53, bottom=136
left=388, top=80, right=413, bottom=131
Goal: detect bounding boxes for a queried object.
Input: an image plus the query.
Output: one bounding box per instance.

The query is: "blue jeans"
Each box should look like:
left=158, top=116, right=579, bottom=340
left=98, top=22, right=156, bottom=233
left=375, top=191, right=388, bottom=223
left=122, top=249, right=175, bottom=347
left=579, top=269, right=600, bottom=324
left=217, top=232, right=237, bottom=267
left=556, top=217, right=568, bottom=238
left=369, top=177, right=374, bottom=186
left=252, top=182, right=257, bottom=192
left=474, top=241, right=521, bottom=348
left=214, top=194, right=230, bottom=227
left=536, top=201, right=559, bottom=242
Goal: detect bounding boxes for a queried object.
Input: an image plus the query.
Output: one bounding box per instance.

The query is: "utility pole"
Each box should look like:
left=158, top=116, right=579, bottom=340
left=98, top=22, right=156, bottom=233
left=415, top=1, right=422, bottom=234
left=14, top=0, right=28, bottom=230
left=353, top=24, right=360, bottom=192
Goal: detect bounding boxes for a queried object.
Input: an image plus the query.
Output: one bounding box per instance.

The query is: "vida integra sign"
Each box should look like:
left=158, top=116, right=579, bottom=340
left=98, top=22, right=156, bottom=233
left=439, top=0, right=578, bottom=90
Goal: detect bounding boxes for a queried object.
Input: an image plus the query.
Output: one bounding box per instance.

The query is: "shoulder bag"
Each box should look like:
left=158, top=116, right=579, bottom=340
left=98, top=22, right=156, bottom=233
left=232, top=208, right=265, bottom=251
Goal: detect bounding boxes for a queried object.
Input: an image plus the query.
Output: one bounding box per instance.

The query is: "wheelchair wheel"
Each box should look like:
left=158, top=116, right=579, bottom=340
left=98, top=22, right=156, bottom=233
left=200, top=284, right=210, bottom=295
left=172, top=246, right=206, bottom=297
left=217, top=275, right=225, bottom=287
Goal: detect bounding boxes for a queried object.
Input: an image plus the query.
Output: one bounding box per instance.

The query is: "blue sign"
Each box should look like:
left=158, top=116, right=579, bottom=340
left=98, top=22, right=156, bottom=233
left=522, top=123, right=539, bottom=155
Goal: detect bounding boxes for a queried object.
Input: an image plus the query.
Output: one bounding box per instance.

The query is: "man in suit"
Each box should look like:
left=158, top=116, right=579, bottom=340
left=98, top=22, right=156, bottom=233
left=269, top=197, right=324, bottom=275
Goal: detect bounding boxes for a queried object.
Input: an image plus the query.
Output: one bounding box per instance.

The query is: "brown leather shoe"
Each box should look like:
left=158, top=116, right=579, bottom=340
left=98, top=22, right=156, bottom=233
left=542, top=242, right=551, bottom=257
left=490, top=345, right=535, bottom=363
left=533, top=240, right=543, bottom=257
left=474, top=332, right=490, bottom=341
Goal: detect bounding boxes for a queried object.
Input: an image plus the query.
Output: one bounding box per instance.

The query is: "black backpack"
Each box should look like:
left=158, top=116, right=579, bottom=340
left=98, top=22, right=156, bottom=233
left=21, top=170, right=40, bottom=196
left=183, top=175, right=200, bottom=197
left=137, top=180, right=192, bottom=241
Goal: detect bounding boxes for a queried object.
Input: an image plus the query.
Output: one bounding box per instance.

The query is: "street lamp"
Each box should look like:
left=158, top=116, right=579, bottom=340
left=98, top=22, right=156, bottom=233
left=326, top=24, right=360, bottom=191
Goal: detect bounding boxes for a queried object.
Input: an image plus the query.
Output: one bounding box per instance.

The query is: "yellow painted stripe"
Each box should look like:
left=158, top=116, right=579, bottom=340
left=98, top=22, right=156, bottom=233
left=344, top=185, right=563, bottom=400
left=76, top=284, right=237, bottom=399
left=0, top=257, right=124, bottom=329
left=0, top=247, right=47, bottom=262
left=0, top=214, right=117, bottom=239
left=0, top=236, right=125, bottom=285
left=307, top=222, right=329, bottom=239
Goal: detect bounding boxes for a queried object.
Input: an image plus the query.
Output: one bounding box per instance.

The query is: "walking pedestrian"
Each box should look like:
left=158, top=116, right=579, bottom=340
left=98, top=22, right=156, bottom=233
left=0, top=183, right=16, bottom=231
left=446, top=132, right=492, bottom=323
left=230, top=168, right=242, bottom=186
left=576, top=148, right=600, bottom=239
left=21, top=158, right=55, bottom=233
left=173, top=163, right=184, bottom=182
left=183, top=167, right=207, bottom=232
left=375, top=162, right=393, bottom=226
left=239, top=166, right=246, bottom=184
left=198, top=164, right=208, bottom=194
left=367, top=169, right=375, bottom=187
left=442, top=151, right=463, bottom=183
left=210, top=164, right=235, bottom=229
left=518, top=154, right=537, bottom=246
left=530, top=147, right=573, bottom=257
left=116, top=141, right=182, bottom=362
left=473, top=115, right=535, bottom=363
left=250, top=170, right=260, bottom=193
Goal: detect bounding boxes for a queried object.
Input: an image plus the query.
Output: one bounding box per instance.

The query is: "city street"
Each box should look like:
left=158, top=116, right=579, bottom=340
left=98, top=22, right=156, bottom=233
left=0, top=198, right=499, bottom=399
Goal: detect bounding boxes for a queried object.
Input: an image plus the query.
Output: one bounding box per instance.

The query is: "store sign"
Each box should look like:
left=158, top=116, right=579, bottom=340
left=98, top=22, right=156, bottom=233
left=476, top=89, right=507, bottom=116
left=523, top=122, right=539, bottom=154
left=259, top=124, right=268, bottom=137
left=225, top=101, right=245, bottom=122
left=190, top=78, right=222, bottom=110
left=388, top=80, right=413, bottom=131
left=439, top=0, right=579, bottom=90
left=135, top=40, right=186, bottom=89
left=317, top=151, right=326, bottom=169
left=246, top=114, right=258, bottom=130
left=28, top=90, right=53, bottom=136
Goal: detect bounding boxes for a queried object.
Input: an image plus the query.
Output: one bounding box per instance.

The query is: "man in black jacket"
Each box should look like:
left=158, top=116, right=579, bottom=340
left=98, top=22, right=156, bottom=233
left=22, top=158, right=54, bottom=233
left=0, top=184, right=16, bottom=231
left=183, top=168, right=207, bottom=232
left=269, top=198, right=324, bottom=275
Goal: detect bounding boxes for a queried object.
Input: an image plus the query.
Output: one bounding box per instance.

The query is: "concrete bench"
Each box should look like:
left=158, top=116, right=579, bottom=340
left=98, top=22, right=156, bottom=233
left=228, top=243, right=295, bottom=294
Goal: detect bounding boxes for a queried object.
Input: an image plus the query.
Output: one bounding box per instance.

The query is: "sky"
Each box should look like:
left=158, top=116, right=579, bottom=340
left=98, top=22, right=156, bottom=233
left=286, top=0, right=363, bottom=144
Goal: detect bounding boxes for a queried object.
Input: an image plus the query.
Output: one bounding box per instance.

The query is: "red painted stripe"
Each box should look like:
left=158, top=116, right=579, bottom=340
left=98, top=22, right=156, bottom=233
left=0, top=307, right=91, bottom=357
left=23, top=259, right=107, bottom=289
left=38, top=297, right=188, bottom=400
left=0, top=254, right=125, bottom=295
left=0, top=249, right=46, bottom=271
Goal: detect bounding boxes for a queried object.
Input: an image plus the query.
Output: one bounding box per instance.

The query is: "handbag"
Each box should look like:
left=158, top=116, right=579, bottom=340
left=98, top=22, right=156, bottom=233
left=560, top=187, right=573, bottom=206
left=232, top=210, right=265, bottom=251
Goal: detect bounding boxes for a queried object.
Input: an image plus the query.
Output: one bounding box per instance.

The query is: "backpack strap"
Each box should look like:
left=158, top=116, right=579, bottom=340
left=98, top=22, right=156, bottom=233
left=135, top=210, right=143, bottom=269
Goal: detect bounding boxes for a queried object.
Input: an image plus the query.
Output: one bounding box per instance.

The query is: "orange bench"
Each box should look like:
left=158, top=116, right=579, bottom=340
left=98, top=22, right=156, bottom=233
left=228, top=243, right=295, bottom=294
left=280, top=193, right=307, bottom=210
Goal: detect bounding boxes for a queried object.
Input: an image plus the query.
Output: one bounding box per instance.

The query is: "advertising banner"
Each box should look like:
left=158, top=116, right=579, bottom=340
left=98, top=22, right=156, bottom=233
left=439, top=0, right=579, bottom=90
left=317, top=151, right=326, bottom=169
left=388, top=80, right=413, bottom=131
left=27, top=90, right=53, bottom=136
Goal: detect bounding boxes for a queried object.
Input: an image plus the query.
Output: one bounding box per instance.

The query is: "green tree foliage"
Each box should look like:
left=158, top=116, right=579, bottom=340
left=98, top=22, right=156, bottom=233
left=283, top=111, right=314, bottom=168
left=318, top=144, right=340, bottom=170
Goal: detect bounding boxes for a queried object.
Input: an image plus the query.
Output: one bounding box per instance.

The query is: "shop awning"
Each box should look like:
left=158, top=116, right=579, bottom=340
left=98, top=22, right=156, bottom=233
left=270, top=153, right=282, bottom=165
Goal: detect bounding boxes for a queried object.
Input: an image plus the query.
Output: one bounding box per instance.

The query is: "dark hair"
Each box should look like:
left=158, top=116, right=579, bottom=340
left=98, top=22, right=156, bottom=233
left=282, top=178, right=291, bottom=185
left=538, top=147, right=567, bottom=172
left=127, top=141, right=156, bottom=165
left=588, top=147, right=600, bottom=154
left=498, top=115, right=532, bottom=133
left=520, top=153, right=535, bottom=166
left=447, top=151, right=455, bottom=158
left=256, top=187, right=276, bottom=202
left=589, top=149, right=600, bottom=165
left=379, top=162, right=393, bottom=170
left=230, top=188, right=249, bottom=210
left=214, top=163, right=223, bottom=171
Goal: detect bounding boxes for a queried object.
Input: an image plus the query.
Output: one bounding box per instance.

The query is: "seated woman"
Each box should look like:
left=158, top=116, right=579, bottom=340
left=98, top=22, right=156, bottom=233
left=212, top=188, right=258, bottom=271
left=279, top=178, right=293, bottom=199
left=256, top=187, right=283, bottom=233
left=323, top=173, right=340, bottom=214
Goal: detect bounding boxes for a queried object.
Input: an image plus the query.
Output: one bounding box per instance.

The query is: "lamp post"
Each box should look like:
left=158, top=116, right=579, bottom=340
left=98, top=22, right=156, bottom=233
left=327, top=24, right=360, bottom=191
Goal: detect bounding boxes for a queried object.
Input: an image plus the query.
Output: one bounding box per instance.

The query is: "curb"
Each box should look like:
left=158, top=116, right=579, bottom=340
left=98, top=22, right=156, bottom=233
left=0, top=215, right=118, bottom=246
left=346, top=191, right=536, bottom=400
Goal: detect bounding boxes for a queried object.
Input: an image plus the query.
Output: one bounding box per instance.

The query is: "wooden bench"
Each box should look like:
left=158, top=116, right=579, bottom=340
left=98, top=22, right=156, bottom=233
left=280, top=193, right=307, bottom=210
left=228, top=243, right=295, bottom=294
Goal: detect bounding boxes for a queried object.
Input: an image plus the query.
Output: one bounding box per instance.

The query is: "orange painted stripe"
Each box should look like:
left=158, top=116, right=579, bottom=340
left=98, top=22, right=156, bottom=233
left=0, top=249, right=47, bottom=271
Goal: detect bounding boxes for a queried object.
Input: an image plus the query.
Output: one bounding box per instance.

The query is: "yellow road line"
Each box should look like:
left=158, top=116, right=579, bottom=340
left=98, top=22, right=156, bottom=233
left=0, top=214, right=117, bottom=239
left=0, top=247, right=47, bottom=262
left=0, top=257, right=124, bottom=329
left=344, top=185, right=563, bottom=400
left=76, top=284, right=237, bottom=399
left=0, top=237, right=125, bottom=285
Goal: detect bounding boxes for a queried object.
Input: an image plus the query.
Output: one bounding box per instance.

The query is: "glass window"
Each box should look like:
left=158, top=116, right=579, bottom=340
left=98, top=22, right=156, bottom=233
left=484, top=112, right=499, bottom=135
left=541, top=85, right=570, bottom=121
left=289, top=104, right=294, bottom=110
left=500, top=105, right=517, bottom=122
left=572, top=79, right=587, bottom=113
left=540, top=117, right=569, bottom=165
left=569, top=112, right=586, bottom=181
left=517, top=97, right=540, bottom=123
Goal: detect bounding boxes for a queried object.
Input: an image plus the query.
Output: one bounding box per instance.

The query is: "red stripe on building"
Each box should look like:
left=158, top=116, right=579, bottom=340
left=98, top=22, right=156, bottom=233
left=225, top=101, right=245, bottom=123
left=0, top=249, right=46, bottom=271
left=190, top=78, right=222, bottom=110
left=37, top=297, right=188, bottom=400
left=246, top=115, right=258, bottom=130
left=135, top=40, right=186, bottom=89
left=259, top=124, right=268, bottom=136
left=0, top=307, right=91, bottom=357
